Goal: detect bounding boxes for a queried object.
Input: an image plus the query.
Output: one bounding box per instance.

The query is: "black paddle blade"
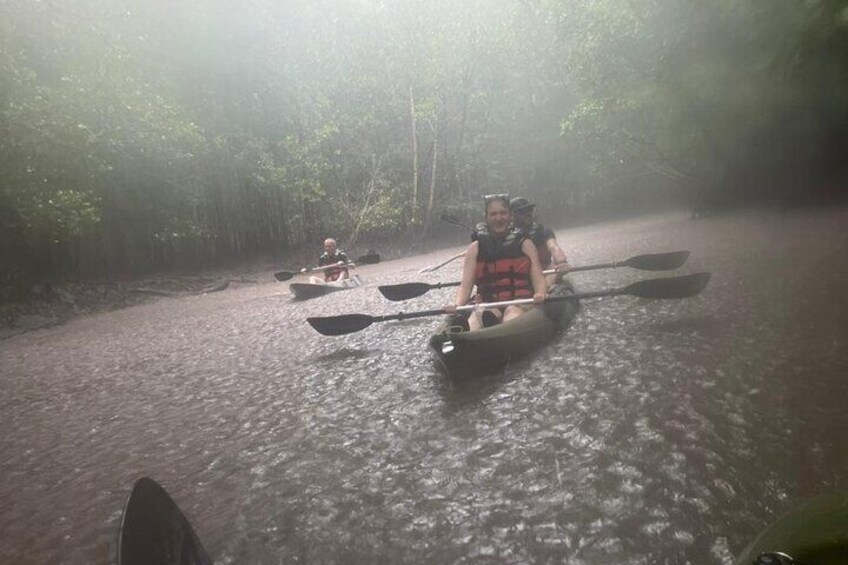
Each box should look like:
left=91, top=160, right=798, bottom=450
left=624, top=250, right=690, bottom=271
left=307, top=314, right=375, bottom=335
left=356, top=253, right=381, bottom=265
left=274, top=270, right=296, bottom=282
left=625, top=272, right=711, bottom=299
left=118, top=477, right=211, bottom=565
left=378, top=282, right=433, bottom=301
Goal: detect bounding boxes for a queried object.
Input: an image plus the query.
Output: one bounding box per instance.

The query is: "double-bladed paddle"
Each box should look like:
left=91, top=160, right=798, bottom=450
left=274, top=253, right=381, bottom=282
left=418, top=250, right=467, bottom=274
left=307, top=271, right=711, bottom=336
left=415, top=214, right=476, bottom=274
left=381, top=250, right=690, bottom=301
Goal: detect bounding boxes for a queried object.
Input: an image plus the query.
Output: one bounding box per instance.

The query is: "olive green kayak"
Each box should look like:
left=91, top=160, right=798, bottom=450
left=736, top=492, right=848, bottom=564
left=428, top=281, right=579, bottom=378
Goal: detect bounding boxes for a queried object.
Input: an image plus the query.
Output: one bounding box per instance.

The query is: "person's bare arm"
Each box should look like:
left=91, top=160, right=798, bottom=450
left=546, top=237, right=570, bottom=271
left=449, top=242, right=479, bottom=310
left=522, top=239, right=547, bottom=301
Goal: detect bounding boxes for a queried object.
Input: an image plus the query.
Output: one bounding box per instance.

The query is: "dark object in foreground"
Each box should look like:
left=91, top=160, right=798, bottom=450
left=273, top=253, right=380, bottom=282
left=379, top=250, right=691, bottom=301
left=307, top=272, right=711, bottom=336
left=118, top=477, right=211, bottom=565
left=429, top=281, right=579, bottom=378
left=735, top=492, right=848, bottom=565
left=113, top=471, right=847, bottom=563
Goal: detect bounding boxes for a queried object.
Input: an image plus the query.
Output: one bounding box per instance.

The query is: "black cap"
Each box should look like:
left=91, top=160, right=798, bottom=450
left=510, top=197, right=536, bottom=212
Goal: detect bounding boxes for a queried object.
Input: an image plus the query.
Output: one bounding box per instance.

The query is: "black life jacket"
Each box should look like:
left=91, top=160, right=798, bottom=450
left=319, top=251, right=348, bottom=282
left=518, top=222, right=552, bottom=266
left=474, top=225, right=533, bottom=302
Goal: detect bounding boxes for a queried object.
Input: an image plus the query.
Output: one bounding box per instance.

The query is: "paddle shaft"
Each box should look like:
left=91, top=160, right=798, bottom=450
left=305, top=261, right=353, bottom=273
left=429, top=257, right=680, bottom=281
left=419, top=250, right=466, bottom=274
left=458, top=288, right=623, bottom=311
left=310, top=272, right=710, bottom=335
left=275, top=261, right=354, bottom=281
left=568, top=261, right=618, bottom=272
left=374, top=288, right=613, bottom=323
left=422, top=268, right=560, bottom=291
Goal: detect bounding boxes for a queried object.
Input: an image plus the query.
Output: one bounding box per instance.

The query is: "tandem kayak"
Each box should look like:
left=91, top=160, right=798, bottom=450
left=735, top=492, right=848, bottom=564
left=290, top=276, right=363, bottom=301
left=428, top=280, right=579, bottom=378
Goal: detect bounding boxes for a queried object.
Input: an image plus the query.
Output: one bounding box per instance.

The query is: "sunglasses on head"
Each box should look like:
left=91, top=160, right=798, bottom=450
left=483, top=193, right=509, bottom=203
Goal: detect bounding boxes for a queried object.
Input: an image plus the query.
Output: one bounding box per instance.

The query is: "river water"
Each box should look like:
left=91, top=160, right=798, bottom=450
left=2, top=208, right=847, bottom=564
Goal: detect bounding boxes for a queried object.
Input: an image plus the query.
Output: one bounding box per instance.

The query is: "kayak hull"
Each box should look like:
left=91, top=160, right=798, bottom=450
left=428, top=281, right=579, bottom=379
left=735, top=492, right=848, bottom=565
left=290, top=277, right=362, bottom=301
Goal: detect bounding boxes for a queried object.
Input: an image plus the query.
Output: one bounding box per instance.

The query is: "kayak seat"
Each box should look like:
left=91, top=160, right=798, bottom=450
left=482, top=310, right=499, bottom=328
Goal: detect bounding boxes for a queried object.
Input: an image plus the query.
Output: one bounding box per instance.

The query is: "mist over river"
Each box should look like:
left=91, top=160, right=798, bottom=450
left=2, top=208, right=847, bottom=564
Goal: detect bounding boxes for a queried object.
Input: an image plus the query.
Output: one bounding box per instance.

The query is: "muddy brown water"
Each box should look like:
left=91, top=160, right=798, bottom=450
left=2, top=208, right=847, bottom=564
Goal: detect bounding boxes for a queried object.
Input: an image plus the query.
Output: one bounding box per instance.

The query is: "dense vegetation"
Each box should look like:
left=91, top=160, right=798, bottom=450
left=2, top=0, right=847, bottom=279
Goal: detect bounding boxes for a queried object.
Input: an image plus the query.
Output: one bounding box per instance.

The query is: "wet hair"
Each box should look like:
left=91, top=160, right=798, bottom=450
left=483, top=193, right=510, bottom=212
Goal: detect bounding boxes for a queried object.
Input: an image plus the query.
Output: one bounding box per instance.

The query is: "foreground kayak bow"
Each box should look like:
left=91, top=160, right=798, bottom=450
left=118, top=477, right=211, bottom=565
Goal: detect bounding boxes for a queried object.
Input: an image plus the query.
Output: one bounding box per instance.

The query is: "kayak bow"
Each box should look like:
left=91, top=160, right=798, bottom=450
left=290, top=276, right=363, bottom=301
left=118, top=477, right=211, bottom=565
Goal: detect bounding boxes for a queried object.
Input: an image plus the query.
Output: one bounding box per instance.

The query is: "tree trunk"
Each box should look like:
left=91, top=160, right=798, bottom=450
left=409, top=85, right=419, bottom=224
left=423, top=117, right=439, bottom=236
left=348, top=154, right=383, bottom=249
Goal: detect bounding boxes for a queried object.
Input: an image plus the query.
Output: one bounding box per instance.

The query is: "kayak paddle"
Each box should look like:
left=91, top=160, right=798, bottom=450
left=118, top=477, right=211, bottom=565
left=568, top=250, right=689, bottom=272
left=418, top=250, right=467, bottom=274
left=380, top=267, right=559, bottom=301
left=274, top=253, right=380, bottom=282
left=414, top=213, right=476, bottom=274
left=439, top=212, right=474, bottom=230
left=380, top=250, right=691, bottom=301
left=308, top=271, right=711, bottom=336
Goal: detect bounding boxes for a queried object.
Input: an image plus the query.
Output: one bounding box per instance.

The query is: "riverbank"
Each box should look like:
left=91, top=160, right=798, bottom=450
left=0, top=229, right=458, bottom=340
left=0, top=269, right=270, bottom=340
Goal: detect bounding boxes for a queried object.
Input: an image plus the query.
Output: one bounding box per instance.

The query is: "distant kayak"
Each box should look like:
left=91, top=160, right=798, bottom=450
left=428, top=280, right=579, bottom=378
left=290, top=276, right=363, bottom=301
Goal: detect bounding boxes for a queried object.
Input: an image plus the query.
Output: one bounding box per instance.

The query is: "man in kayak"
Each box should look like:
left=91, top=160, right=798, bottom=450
left=447, top=194, right=547, bottom=330
left=510, top=196, right=570, bottom=284
left=308, top=238, right=351, bottom=284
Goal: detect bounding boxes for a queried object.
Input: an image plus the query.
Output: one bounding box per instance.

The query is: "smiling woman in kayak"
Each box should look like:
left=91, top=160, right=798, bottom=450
left=446, top=194, right=547, bottom=330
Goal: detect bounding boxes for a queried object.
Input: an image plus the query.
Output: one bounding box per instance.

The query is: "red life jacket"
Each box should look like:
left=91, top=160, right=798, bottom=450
left=474, top=228, right=533, bottom=302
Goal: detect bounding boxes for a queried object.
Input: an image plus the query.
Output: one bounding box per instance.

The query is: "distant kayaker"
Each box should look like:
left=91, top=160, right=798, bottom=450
left=446, top=194, right=547, bottom=330
left=510, top=196, right=570, bottom=283
left=309, top=238, right=350, bottom=284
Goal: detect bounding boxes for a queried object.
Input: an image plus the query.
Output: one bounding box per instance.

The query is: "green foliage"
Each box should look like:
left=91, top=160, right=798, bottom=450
left=1, top=0, right=846, bottom=278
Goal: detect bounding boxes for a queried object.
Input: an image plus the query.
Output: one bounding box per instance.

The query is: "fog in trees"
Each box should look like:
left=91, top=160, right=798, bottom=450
left=2, top=0, right=846, bottom=280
